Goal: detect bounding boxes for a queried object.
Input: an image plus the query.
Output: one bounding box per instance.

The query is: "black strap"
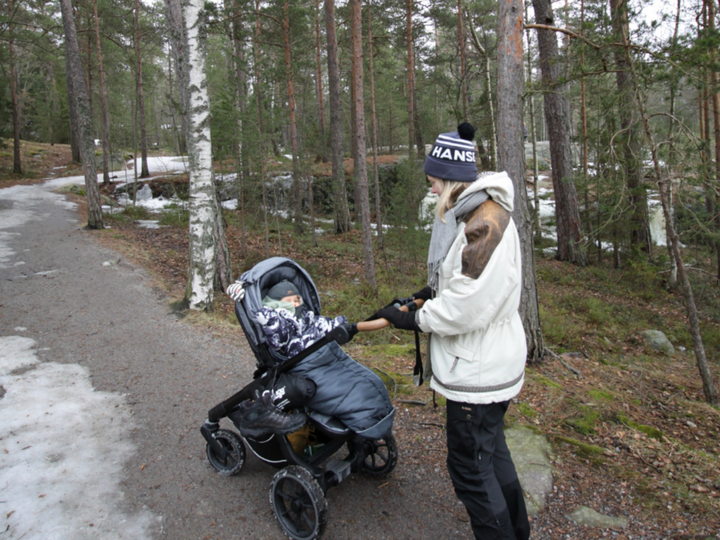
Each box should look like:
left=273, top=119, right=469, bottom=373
left=413, top=328, right=423, bottom=386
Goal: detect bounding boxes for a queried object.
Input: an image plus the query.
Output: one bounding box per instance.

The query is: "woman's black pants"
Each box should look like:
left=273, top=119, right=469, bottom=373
left=446, top=399, right=530, bottom=540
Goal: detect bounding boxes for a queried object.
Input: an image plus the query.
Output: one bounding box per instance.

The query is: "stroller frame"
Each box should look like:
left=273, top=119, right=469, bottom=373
left=200, top=258, right=397, bottom=540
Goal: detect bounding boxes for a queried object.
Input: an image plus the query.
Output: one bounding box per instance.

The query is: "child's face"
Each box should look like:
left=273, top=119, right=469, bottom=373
left=281, top=294, right=303, bottom=307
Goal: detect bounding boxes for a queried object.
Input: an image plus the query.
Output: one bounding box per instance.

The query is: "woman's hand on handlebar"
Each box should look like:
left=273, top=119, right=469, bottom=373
left=375, top=306, right=421, bottom=332
left=412, top=286, right=432, bottom=302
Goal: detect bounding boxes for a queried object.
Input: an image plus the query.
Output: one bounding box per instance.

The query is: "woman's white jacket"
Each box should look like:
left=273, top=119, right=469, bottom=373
left=416, top=172, right=527, bottom=404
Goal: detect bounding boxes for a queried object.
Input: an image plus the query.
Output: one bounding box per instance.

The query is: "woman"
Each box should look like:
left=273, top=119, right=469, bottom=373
left=378, top=123, right=530, bottom=540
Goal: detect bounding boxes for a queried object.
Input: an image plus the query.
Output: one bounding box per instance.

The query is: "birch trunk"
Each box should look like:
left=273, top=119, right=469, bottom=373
left=60, top=0, right=104, bottom=230
left=497, top=0, right=543, bottom=361
left=182, top=0, right=230, bottom=310
left=325, top=0, right=351, bottom=233
left=351, top=0, right=376, bottom=287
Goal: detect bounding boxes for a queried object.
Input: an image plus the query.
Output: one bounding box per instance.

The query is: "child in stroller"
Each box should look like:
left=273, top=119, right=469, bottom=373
left=201, top=257, right=423, bottom=539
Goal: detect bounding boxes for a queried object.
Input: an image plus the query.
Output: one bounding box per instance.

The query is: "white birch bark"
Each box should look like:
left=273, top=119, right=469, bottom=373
left=183, top=0, right=218, bottom=311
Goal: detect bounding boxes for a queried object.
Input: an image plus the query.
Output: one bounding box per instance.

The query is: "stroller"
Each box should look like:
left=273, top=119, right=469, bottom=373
left=200, top=257, right=422, bottom=540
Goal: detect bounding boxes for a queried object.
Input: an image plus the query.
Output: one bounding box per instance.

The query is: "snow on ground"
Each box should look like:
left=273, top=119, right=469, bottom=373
left=0, top=336, right=156, bottom=539
left=44, top=156, right=188, bottom=190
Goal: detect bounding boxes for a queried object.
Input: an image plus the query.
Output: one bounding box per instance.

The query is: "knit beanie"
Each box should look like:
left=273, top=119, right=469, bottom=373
left=268, top=280, right=301, bottom=301
left=423, top=122, right=478, bottom=182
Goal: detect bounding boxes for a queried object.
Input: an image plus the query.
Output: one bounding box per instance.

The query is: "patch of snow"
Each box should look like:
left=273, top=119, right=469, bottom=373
left=136, top=220, right=162, bottom=229
left=0, top=336, right=157, bottom=539
left=14, top=261, right=25, bottom=266
left=221, top=199, right=238, bottom=210
left=13, top=327, right=27, bottom=332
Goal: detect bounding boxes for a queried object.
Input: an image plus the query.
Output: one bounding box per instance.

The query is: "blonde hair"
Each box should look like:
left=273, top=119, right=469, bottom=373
left=436, top=179, right=469, bottom=222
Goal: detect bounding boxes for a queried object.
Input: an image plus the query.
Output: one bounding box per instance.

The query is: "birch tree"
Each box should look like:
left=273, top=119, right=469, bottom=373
left=182, top=0, right=231, bottom=310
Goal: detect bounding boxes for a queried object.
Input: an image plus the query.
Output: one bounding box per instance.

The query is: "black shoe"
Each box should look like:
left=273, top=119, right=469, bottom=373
left=238, top=390, right=306, bottom=438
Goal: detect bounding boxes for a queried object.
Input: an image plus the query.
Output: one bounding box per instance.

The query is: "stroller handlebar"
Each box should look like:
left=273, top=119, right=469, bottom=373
left=356, top=299, right=425, bottom=332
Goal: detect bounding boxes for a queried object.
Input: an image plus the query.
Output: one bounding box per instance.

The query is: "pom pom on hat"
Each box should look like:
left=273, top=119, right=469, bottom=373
left=457, top=122, right=476, bottom=141
left=423, top=123, right=478, bottom=183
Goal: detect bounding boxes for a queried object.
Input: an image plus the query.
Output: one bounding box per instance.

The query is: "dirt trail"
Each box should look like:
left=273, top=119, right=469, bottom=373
left=0, top=182, right=472, bottom=539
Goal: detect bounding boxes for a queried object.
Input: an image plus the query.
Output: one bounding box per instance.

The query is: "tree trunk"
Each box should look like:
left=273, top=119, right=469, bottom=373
left=64, top=48, right=81, bottom=164
left=708, top=0, right=720, bottom=283
left=93, top=0, right=111, bottom=185
left=8, top=0, right=21, bottom=175
left=135, top=0, right=150, bottom=178
left=283, top=0, right=303, bottom=235
left=182, top=0, right=231, bottom=310
left=466, top=13, right=498, bottom=169
left=9, top=0, right=23, bottom=174
left=231, top=0, right=247, bottom=257
left=618, top=21, right=718, bottom=405
left=325, top=0, right=351, bottom=233
left=610, top=0, right=651, bottom=254
left=368, top=2, right=383, bottom=250
left=351, top=0, right=376, bottom=287
left=255, top=0, right=270, bottom=257
left=532, top=0, right=586, bottom=265
left=458, top=0, right=467, bottom=120
left=497, top=0, right=543, bottom=362
left=60, top=0, right=104, bottom=229
left=523, top=6, right=541, bottom=243
left=406, top=0, right=414, bottom=161
left=315, top=0, right=328, bottom=162
left=164, top=0, right=189, bottom=154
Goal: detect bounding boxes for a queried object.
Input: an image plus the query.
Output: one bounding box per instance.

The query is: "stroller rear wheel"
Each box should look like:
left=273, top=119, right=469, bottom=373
left=206, top=429, right=246, bottom=476
left=270, top=465, right=328, bottom=540
left=360, top=433, right=398, bottom=476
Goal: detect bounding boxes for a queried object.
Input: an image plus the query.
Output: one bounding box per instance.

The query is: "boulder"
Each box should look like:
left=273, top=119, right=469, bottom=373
left=566, top=506, right=628, bottom=529
left=641, top=329, right=675, bottom=355
left=505, top=425, right=553, bottom=516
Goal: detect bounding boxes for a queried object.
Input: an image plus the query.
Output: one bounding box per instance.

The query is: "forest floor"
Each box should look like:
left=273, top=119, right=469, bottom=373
left=5, top=141, right=720, bottom=538
left=88, top=190, right=720, bottom=539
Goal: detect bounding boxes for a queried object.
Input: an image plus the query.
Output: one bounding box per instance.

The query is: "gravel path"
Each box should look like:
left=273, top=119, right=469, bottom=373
left=0, top=181, right=473, bottom=539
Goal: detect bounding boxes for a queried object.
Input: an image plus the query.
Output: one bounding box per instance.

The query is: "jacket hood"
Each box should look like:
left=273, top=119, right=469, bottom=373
left=457, top=171, right=515, bottom=213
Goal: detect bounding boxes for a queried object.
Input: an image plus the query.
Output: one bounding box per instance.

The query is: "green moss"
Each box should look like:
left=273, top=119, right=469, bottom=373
left=515, top=402, right=537, bottom=418
left=366, top=343, right=415, bottom=357
left=564, top=400, right=601, bottom=435
left=588, top=389, right=614, bottom=402
left=555, top=435, right=609, bottom=457
left=615, top=413, right=664, bottom=440
left=534, top=374, right=563, bottom=390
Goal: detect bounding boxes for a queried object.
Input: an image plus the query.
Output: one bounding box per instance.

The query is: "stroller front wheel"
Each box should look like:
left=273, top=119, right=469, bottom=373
left=360, top=433, right=398, bottom=476
left=270, top=465, right=328, bottom=540
left=206, top=429, right=246, bottom=476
